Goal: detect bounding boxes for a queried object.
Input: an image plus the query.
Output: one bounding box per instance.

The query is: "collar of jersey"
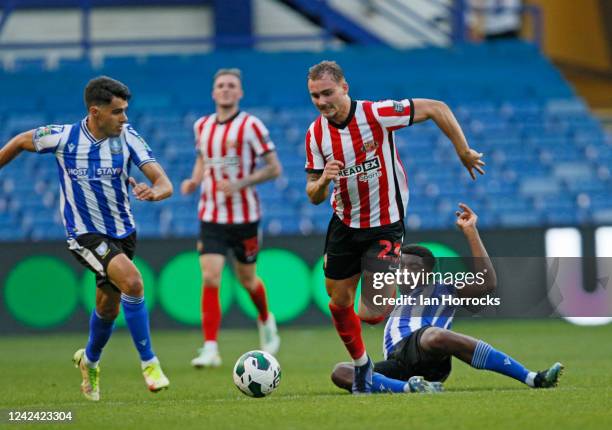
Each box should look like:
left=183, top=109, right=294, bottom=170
left=215, top=110, right=241, bottom=125
left=327, top=99, right=357, bottom=129
left=81, top=118, right=108, bottom=145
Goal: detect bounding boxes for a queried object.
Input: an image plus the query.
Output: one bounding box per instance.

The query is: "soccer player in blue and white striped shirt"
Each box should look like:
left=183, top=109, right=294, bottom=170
left=331, top=204, right=563, bottom=393
left=0, top=76, right=173, bottom=401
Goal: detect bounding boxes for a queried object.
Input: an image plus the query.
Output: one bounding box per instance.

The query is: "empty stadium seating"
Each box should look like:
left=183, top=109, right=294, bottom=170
left=0, top=41, right=610, bottom=241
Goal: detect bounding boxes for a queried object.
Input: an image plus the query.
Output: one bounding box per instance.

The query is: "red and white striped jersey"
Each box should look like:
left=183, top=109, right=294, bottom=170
left=194, top=111, right=274, bottom=224
left=305, top=99, right=413, bottom=228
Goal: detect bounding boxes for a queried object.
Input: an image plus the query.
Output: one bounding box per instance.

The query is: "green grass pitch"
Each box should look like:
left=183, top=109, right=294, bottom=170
left=1, top=320, right=611, bottom=430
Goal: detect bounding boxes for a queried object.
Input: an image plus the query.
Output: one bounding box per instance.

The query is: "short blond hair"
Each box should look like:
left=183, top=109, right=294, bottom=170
left=213, top=68, right=242, bottom=84
left=307, top=60, right=345, bottom=83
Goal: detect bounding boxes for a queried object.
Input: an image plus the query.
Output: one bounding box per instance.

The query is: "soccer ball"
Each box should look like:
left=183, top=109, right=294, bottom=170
left=233, top=350, right=281, bottom=397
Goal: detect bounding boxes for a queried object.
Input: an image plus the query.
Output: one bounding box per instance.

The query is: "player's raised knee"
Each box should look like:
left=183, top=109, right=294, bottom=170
left=120, top=273, right=144, bottom=297
left=421, top=327, right=451, bottom=352
left=326, top=279, right=357, bottom=308
left=202, top=272, right=221, bottom=288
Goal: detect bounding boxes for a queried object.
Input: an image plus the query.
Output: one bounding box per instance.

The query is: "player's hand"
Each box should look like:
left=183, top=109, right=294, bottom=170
left=321, top=160, right=344, bottom=183
left=217, top=179, right=240, bottom=197
left=129, top=177, right=156, bottom=201
left=459, top=148, right=485, bottom=180
left=455, top=202, right=478, bottom=231
left=181, top=178, right=198, bottom=195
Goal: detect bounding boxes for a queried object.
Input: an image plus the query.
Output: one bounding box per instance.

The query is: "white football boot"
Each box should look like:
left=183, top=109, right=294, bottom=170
left=191, top=341, right=222, bottom=368
left=258, top=313, right=280, bottom=355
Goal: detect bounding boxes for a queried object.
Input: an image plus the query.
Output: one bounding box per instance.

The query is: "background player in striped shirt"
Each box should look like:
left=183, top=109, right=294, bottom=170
left=181, top=68, right=282, bottom=367
left=331, top=203, right=564, bottom=393
left=0, top=76, right=173, bottom=401
left=304, top=61, right=486, bottom=394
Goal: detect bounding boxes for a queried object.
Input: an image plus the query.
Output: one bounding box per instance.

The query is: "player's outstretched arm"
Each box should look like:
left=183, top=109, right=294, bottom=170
left=306, top=160, right=343, bottom=205
left=411, top=99, right=485, bottom=180
left=181, top=156, right=204, bottom=195
left=455, top=203, right=497, bottom=298
left=129, top=162, right=173, bottom=202
left=0, top=130, right=35, bottom=169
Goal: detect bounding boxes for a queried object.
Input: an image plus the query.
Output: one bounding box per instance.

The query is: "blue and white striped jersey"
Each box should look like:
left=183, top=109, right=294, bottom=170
left=383, top=283, right=457, bottom=359
left=33, top=119, right=156, bottom=239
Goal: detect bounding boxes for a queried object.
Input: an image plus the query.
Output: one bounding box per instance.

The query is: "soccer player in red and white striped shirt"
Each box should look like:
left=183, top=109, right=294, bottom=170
left=181, top=68, right=282, bottom=367
left=304, top=61, right=485, bottom=394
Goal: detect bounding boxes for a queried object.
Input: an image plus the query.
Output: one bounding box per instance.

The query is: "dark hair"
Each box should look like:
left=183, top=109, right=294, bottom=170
left=84, top=76, right=131, bottom=108
left=308, top=60, right=345, bottom=83
left=401, top=244, right=436, bottom=272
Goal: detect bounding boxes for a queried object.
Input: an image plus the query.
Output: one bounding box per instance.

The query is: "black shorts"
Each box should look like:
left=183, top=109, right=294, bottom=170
left=323, top=214, right=404, bottom=280
left=68, top=232, right=137, bottom=291
left=374, top=326, right=452, bottom=382
left=198, top=221, right=260, bottom=264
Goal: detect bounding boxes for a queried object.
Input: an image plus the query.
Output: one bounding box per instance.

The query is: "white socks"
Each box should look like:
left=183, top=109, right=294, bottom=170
left=84, top=352, right=99, bottom=369
left=204, top=341, right=218, bottom=352
left=525, top=371, right=537, bottom=387
left=141, top=356, right=159, bottom=370
left=353, top=352, right=368, bottom=367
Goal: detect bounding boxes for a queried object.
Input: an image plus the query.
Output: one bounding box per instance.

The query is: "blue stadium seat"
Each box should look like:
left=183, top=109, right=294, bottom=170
left=592, top=209, right=612, bottom=224
left=1, top=42, right=611, bottom=239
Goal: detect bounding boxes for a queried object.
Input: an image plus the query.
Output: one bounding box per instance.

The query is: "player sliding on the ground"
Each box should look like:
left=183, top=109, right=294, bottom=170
left=331, top=203, right=564, bottom=394
left=0, top=76, right=173, bottom=401
left=304, top=60, right=486, bottom=394
left=181, top=68, right=282, bottom=367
